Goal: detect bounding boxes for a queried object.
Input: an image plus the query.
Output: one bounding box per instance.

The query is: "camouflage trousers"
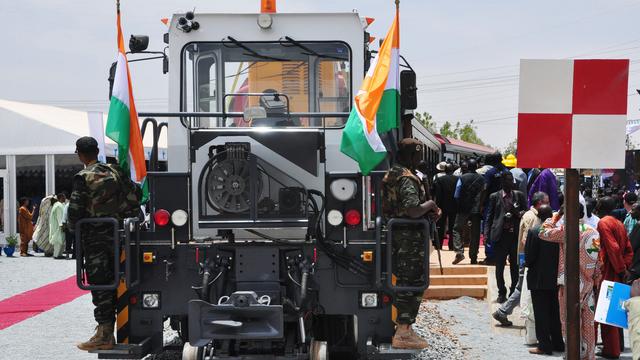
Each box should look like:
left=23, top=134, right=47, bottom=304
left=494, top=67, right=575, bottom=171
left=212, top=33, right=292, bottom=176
left=82, top=228, right=116, bottom=325
left=391, top=228, right=426, bottom=325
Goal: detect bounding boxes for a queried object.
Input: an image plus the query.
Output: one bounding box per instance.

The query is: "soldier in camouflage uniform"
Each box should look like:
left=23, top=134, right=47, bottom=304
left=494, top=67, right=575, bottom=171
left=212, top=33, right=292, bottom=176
left=382, top=138, right=440, bottom=350
left=68, top=137, right=141, bottom=351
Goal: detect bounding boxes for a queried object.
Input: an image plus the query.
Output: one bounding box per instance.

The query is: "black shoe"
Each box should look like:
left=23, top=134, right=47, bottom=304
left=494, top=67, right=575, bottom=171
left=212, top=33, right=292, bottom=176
left=492, top=311, right=512, bottom=326
left=452, top=254, right=465, bottom=265
left=496, top=295, right=507, bottom=304
left=470, top=258, right=478, bottom=265
left=53, top=256, right=65, bottom=260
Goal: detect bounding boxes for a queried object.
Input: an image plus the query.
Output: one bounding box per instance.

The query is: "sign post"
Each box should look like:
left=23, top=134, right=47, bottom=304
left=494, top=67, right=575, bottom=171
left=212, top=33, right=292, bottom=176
left=517, top=59, right=629, bottom=359
left=564, top=169, right=580, bottom=360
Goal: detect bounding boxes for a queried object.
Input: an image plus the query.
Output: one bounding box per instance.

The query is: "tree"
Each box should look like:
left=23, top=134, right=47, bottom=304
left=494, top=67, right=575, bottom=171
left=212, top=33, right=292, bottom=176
left=458, top=122, right=485, bottom=145
left=503, top=138, right=517, bottom=155
left=439, top=120, right=486, bottom=146
left=414, top=112, right=437, bottom=133
left=439, top=121, right=457, bottom=139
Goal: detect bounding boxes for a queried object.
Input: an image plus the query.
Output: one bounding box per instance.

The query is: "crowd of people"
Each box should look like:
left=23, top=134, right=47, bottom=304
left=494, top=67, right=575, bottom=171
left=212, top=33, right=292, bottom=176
left=430, top=151, right=640, bottom=359
left=6, top=192, right=75, bottom=259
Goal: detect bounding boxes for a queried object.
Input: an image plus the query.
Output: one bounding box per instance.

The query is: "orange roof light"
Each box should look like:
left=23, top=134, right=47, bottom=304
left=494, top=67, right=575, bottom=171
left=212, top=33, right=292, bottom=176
left=261, top=0, right=277, bottom=13
left=365, top=17, right=375, bottom=26
left=368, top=36, right=377, bottom=44
left=160, top=18, right=169, bottom=25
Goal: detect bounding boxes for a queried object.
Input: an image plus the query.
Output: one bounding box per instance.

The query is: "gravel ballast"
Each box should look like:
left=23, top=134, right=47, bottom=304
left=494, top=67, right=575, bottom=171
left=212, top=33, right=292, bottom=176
left=413, top=301, right=464, bottom=359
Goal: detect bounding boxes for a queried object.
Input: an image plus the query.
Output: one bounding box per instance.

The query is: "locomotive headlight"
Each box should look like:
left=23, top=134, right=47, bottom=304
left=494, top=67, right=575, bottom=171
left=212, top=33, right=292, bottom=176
left=327, top=209, right=343, bottom=226
left=360, top=292, right=378, bottom=308
left=142, top=293, right=160, bottom=309
left=171, top=209, right=189, bottom=227
left=330, top=179, right=357, bottom=201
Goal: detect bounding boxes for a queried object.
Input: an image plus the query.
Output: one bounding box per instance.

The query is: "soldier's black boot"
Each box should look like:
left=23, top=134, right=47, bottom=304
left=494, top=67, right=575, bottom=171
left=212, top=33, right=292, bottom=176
left=77, top=322, right=115, bottom=351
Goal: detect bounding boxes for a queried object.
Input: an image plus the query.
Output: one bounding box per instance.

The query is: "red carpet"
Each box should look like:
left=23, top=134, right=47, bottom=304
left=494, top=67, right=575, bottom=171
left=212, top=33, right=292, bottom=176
left=0, top=276, right=88, bottom=330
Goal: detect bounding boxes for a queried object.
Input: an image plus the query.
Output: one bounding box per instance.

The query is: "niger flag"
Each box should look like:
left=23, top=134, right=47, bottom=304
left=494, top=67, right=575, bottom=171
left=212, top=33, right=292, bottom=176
left=340, top=7, right=400, bottom=175
left=105, top=6, right=148, bottom=201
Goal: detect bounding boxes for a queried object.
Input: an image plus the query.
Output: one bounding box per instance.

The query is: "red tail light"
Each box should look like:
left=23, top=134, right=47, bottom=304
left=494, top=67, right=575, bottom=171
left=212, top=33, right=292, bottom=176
left=345, top=209, right=361, bottom=226
left=154, top=209, right=170, bottom=227
left=382, top=294, right=392, bottom=305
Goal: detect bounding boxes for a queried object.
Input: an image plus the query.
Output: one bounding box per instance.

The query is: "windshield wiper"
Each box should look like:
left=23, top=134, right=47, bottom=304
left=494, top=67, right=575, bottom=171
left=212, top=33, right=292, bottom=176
left=280, top=36, right=348, bottom=61
left=225, top=36, right=289, bottom=62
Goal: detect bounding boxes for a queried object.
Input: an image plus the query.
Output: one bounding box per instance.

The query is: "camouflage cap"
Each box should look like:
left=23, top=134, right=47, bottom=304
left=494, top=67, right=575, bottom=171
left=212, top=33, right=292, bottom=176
left=398, top=138, right=423, bottom=157
left=75, top=136, right=99, bottom=154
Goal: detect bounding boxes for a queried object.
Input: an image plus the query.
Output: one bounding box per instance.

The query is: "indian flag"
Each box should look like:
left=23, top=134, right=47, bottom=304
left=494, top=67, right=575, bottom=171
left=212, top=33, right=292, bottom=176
left=106, top=7, right=148, bottom=201
left=340, top=8, right=400, bottom=175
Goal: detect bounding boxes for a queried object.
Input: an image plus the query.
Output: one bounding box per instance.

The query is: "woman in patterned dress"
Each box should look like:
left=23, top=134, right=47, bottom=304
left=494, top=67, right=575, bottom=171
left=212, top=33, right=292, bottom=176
left=538, top=205, right=601, bottom=360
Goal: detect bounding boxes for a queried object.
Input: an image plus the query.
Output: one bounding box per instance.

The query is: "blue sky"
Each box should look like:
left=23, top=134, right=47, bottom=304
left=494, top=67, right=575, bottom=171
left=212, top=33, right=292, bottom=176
left=2, top=0, right=640, bottom=148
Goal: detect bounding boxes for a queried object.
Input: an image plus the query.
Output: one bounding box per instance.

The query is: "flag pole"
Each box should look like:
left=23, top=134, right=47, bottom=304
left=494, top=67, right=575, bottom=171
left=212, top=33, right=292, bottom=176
left=565, top=169, right=580, bottom=360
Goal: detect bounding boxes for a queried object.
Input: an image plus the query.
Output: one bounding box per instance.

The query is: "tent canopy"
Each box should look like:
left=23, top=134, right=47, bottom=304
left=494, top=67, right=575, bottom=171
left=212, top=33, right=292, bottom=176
left=0, top=99, right=167, bottom=159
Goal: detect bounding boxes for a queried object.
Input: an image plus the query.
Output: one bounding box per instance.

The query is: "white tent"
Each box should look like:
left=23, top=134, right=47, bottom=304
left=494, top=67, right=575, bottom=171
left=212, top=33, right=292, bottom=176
left=0, top=99, right=167, bottom=159
left=0, top=99, right=169, bottom=244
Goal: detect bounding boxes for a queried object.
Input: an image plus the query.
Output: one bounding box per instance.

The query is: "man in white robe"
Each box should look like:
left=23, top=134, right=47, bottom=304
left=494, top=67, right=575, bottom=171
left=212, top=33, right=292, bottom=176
left=49, top=193, right=66, bottom=259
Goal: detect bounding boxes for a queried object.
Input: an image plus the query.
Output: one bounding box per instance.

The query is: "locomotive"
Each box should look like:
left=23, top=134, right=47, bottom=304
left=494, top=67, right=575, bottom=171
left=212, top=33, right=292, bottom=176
left=79, top=5, right=436, bottom=359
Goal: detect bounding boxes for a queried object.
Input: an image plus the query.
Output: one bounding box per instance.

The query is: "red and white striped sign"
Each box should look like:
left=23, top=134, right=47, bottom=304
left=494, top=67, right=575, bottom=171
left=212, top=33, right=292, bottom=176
left=517, top=59, right=629, bottom=169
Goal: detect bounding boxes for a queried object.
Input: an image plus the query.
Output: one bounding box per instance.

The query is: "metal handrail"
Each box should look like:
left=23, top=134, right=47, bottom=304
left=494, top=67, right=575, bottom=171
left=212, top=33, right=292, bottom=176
left=75, top=218, right=120, bottom=291
left=385, top=218, right=431, bottom=292
left=374, top=216, right=384, bottom=289
left=124, top=217, right=141, bottom=289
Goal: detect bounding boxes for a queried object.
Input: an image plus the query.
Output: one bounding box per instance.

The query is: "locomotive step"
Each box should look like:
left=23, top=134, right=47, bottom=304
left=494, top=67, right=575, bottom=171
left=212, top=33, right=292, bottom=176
left=430, top=274, right=488, bottom=286
left=89, top=339, right=151, bottom=360
left=90, top=345, right=142, bottom=360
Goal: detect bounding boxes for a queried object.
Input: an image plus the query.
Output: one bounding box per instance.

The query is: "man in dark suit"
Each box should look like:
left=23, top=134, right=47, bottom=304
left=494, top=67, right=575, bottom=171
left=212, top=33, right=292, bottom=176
left=485, top=171, right=528, bottom=303
left=433, top=163, right=458, bottom=249
left=525, top=205, right=564, bottom=355
left=452, top=158, right=486, bottom=264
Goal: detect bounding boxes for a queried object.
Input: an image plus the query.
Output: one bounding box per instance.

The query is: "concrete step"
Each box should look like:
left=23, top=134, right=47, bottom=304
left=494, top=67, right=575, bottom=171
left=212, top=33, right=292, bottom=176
left=424, top=285, right=488, bottom=300
left=430, top=266, right=488, bottom=275
left=430, top=274, right=488, bottom=286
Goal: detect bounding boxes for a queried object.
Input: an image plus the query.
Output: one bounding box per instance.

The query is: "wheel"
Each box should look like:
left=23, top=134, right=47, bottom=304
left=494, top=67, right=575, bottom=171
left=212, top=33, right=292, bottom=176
left=181, top=343, right=202, bottom=360
left=310, top=339, right=328, bottom=360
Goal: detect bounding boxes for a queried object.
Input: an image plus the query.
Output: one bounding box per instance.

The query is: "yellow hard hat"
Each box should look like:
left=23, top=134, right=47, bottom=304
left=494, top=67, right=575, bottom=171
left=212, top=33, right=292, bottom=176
left=502, top=154, right=517, bottom=168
